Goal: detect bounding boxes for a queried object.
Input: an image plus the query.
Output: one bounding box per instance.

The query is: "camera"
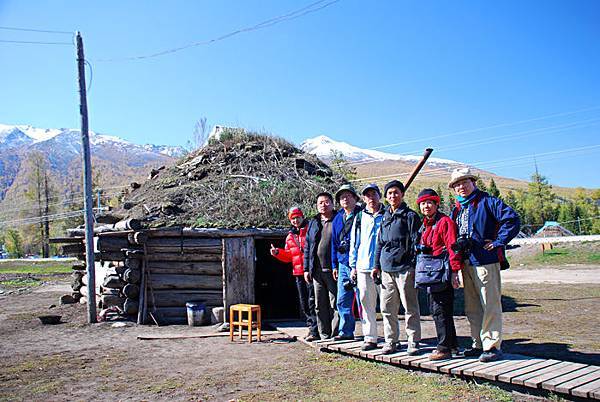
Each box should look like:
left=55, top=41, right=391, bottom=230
left=373, top=275, right=382, bottom=286
left=451, top=234, right=473, bottom=255
left=415, top=244, right=433, bottom=254
left=343, top=278, right=357, bottom=291
left=337, top=240, right=349, bottom=254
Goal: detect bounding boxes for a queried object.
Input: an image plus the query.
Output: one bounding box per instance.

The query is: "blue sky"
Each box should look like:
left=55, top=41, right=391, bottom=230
left=1, top=1, right=599, bottom=188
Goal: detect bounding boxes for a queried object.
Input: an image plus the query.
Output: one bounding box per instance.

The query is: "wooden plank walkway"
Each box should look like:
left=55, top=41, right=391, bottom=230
left=320, top=338, right=600, bottom=400
left=273, top=323, right=600, bottom=400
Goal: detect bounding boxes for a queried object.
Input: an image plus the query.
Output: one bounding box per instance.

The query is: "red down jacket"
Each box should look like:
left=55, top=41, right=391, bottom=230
left=273, top=225, right=307, bottom=276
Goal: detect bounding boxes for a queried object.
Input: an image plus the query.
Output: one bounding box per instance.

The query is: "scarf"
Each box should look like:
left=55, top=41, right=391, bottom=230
left=456, top=189, right=480, bottom=207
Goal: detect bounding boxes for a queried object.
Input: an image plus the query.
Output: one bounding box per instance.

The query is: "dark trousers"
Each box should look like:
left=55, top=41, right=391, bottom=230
left=313, top=270, right=339, bottom=339
left=428, top=285, right=458, bottom=352
left=295, top=276, right=319, bottom=336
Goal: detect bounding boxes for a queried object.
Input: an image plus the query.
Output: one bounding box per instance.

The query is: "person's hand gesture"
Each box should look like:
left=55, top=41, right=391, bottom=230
left=269, top=243, right=279, bottom=256
left=452, top=271, right=461, bottom=289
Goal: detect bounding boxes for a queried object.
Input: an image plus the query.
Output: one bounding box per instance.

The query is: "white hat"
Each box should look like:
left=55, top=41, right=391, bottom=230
left=448, top=167, right=478, bottom=189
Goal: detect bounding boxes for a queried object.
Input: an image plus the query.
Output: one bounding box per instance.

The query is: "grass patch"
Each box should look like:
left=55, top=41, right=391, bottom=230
left=0, top=277, right=42, bottom=288
left=531, top=247, right=600, bottom=265
left=0, top=259, right=73, bottom=274
left=240, top=352, right=512, bottom=402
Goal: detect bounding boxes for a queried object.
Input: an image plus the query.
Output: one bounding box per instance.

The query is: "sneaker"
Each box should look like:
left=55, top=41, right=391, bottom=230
left=361, top=342, right=378, bottom=351
left=429, top=349, right=452, bottom=361
left=479, top=347, right=503, bottom=363
left=407, top=342, right=420, bottom=356
left=304, top=334, right=319, bottom=342
left=381, top=343, right=397, bottom=355
left=462, top=347, right=483, bottom=357
left=333, top=334, right=354, bottom=341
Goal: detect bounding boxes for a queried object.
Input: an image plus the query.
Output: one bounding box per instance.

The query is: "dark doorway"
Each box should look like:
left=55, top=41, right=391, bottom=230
left=254, top=238, right=301, bottom=320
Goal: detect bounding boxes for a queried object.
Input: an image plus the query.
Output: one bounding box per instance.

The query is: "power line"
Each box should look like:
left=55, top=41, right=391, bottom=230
left=350, top=144, right=600, bottom=183
left=346, top=115, right=600, bottom=168
left=369, top=105, right=600, bottom=151
left=0, top=26, right=72, bottom=35
left=96, top=0, right=341, bottom=62
left=0, top=39, right=72, bottom=46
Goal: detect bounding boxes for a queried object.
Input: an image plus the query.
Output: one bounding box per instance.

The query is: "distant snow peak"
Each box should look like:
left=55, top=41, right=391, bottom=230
left=0, top=123, right=185, bottom=158
left=300, top=135, right=462, bottom=166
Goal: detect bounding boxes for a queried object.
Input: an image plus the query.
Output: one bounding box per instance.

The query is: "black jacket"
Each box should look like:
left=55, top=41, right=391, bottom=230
left=303, top=215, right=323, bottom=277
left=374, top=202, right=421, bottom=273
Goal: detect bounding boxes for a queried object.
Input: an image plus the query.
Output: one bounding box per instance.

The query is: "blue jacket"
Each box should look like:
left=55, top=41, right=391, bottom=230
left=331, top=206, right=362, bottom=270
left=451, top=190, right=520, bottom=266
left=303, top=215, right=325, bottom=276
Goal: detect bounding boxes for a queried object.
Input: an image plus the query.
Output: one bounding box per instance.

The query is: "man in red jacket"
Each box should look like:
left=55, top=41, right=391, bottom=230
left=270, top=206, right=319, bottom=341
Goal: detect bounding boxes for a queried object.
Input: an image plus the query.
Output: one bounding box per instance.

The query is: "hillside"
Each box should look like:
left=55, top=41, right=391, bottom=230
left=0, top=124, right=184, bottom=221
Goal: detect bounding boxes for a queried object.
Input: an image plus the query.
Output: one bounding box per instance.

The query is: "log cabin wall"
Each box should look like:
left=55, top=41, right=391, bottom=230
left=92, top=227, right=285, bottom=325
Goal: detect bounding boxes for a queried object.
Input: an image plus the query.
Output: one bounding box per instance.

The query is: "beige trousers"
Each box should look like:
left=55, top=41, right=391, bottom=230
left=462, top=261, right=503, bottom=351
left=380, top=270, right=421, bottom=345
left=357, top=271, right=380, bottom=344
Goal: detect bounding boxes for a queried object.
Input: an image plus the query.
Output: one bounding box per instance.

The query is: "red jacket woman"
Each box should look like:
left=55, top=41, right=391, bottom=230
left=419, top=213, right=462, bottom=272
left=272, top=225, right=307, bottom=276
left=417, top=188, right=462, bottom=361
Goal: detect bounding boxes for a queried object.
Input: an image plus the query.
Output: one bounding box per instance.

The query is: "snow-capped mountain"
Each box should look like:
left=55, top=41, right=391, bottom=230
left=300, top=135, right=463, bottom=167
left=0, top=123, right=186, bottom=203
left=0, top=124, right=186, bottom=157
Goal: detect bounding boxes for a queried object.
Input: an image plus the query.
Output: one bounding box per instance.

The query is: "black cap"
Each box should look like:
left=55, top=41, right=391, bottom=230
left=384, top=180, right=405, bottom=195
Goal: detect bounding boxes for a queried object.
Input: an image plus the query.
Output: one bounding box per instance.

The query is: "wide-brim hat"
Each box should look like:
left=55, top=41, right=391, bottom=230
left=448, top=167, right=478, bottom=189
left=335, top=183, right=359, bottom=203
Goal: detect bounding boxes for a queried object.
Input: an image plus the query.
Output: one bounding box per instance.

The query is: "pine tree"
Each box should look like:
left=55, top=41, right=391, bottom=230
left=476, top=177, right=488, bottom=192
left=488, top=178, right=500, bottom=198
left=522, top=172, right=557, bottom=230
left=435, top=184, right=446, bottom=213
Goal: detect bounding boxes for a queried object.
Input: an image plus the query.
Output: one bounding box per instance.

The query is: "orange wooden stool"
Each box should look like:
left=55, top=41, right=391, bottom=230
left=229, top=304, right=261, bottom=343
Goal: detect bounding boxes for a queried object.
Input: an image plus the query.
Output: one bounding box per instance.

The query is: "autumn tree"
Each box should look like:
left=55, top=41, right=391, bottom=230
left=24, top=151, right=55, bottom=257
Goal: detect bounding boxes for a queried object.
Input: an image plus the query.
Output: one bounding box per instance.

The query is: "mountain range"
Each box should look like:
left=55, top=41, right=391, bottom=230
left=0, top=124, right=186, bottom=216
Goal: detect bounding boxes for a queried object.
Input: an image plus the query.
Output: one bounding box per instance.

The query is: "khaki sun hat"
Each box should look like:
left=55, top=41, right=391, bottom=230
left=448, top=167, right=478, bottom=189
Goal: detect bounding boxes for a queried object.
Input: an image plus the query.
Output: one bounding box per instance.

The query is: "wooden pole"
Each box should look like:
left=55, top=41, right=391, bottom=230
left=76, top=31, right=97, bottom=324
left=404, top=148, right=433, bottom=192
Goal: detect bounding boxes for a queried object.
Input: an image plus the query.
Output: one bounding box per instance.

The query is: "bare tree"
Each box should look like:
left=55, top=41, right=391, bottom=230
left=24, top=151, right=55, bottom=257
left=193, top=117, right=210, bottom=149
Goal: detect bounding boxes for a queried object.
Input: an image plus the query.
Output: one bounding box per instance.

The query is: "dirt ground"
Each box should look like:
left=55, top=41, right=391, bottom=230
left=1, top=266, right=598, bottom=401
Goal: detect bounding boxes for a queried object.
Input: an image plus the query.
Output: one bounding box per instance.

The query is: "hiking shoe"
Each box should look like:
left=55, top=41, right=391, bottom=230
left=361, top=342, right=378, bottom=351
left=429, top=349, right=452, bottom=361
left=381, top=343, right=397, bottom=355
left=304, top=334, right=319, bottom=342
left=462, top=347, right=483, bottom=357
left=479, top=348, right=503, bottom=363
left=407, top=342, right=420, bottom=356
left=333, top=334, right=354, bottom=341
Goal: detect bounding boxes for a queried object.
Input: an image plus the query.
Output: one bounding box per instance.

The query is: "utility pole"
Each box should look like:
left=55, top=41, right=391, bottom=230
left=76, top=31, right=96, bottom=323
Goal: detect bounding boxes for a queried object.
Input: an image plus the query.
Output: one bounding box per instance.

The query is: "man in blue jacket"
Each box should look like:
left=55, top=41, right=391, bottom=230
left=331, top=184, right=362, bottom=340
left=449, top=168, right=520, bottom=363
